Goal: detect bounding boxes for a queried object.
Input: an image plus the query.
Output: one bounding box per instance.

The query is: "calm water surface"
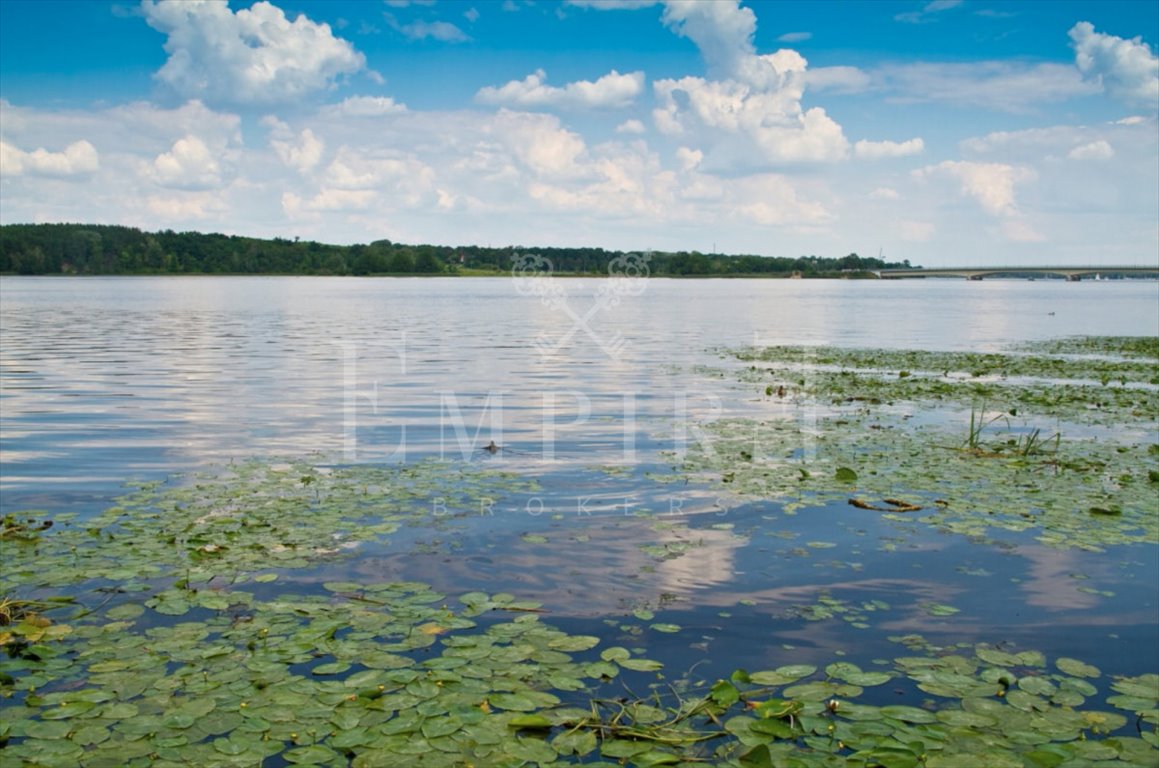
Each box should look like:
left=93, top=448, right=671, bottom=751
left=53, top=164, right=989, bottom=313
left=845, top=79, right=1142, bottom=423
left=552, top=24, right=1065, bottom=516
left=4, top=276, right=1155, bottom=489
left=1, top=276, right=1157, bottom=680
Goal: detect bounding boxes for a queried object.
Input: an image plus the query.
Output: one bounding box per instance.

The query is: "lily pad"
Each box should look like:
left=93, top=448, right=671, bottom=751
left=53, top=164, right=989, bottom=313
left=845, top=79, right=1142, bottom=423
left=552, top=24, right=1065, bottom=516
left=619, top=658, right=664, bottom=672
left=1055, top=658, right=1100, bottom=678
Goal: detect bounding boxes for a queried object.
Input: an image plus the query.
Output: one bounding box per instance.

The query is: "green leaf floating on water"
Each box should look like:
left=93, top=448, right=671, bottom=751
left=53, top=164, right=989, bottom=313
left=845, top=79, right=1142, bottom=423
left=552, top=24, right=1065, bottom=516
left=283, top=744, right=343, bottom=764
left=488, top=692, right=540, bottom=712
left=600, top=646, right=631, bottom=662
left=824, top=662, right=893, bottom=687
left=619, top=657, right=664, bottom=672
left=552, top=728, right=597, bottom=756
left=507, top=714, right=552, bottom=729
left=976, top=646, right=1022, bottom=667
left=104, top=603, right=144, bottom=620
left=923, top=602, right=961, bottom=617
left=547, top=634, right=600, bottom=652
left=310, top=661, right=351, bottom=676
left=749, top=664, right=817, bottom=686
left=835, top=467, right=858, bottom=483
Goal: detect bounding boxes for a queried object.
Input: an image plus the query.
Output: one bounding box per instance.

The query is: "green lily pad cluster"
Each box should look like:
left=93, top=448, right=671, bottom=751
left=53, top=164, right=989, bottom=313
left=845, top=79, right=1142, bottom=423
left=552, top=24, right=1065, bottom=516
left=4, top=571, right=1156, bottom=766
left=572, top=646, right=1157, bottom=766
left=0, top=582, right=639, bottom=767
left=2, top=458, right=537, bottom=594
left=733, top=342, right=1158, bottom=384
left=0, top=597, right=75, bottom=666
left=676, top=414, right=1157, bottom=551
left=680, top=339, right=1158, bottom=551
left=781, top=594, right=891, bottom=630
left=725, top=343, right=1159, bottom=425
left=1017, top=336, right=1159, bottom=360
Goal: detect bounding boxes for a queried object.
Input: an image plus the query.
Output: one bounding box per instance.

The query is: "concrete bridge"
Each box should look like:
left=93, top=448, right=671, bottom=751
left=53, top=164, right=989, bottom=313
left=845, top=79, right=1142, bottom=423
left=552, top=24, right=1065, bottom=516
left=876, top=265, right=1159, bottom=281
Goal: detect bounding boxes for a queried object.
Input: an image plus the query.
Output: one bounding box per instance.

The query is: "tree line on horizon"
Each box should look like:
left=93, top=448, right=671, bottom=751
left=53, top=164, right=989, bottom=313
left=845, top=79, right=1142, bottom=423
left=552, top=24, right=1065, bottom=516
left=0, top=223, right=914, bottom=277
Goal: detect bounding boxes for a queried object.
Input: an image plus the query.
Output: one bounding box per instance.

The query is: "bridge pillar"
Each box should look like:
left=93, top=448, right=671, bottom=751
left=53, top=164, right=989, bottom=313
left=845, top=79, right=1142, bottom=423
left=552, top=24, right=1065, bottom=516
left=1066, top=274, right=1081, bottom=282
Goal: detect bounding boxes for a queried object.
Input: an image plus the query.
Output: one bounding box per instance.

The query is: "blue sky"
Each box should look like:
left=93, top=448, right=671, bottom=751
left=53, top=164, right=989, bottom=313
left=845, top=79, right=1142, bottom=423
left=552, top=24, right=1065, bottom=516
left=1, top=0, right=1156, bottom=266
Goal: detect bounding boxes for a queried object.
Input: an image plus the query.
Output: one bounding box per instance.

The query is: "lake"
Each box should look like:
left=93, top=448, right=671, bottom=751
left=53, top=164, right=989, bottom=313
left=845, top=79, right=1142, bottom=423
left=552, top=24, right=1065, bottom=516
left=3, top=276, right=1154, bottom=491
left=1, top=275, right=1157, bottom=766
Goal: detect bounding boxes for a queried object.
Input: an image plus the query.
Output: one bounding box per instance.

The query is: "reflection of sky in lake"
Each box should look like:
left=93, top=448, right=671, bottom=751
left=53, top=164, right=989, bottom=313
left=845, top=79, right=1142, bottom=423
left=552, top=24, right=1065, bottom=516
left=1, top=275, right=1156, bottom=678
left=290, top=491, right=1158, bottom=679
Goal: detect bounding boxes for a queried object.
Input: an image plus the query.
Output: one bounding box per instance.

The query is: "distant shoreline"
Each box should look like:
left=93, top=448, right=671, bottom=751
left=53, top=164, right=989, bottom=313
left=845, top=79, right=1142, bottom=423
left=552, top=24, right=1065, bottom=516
left=0, top=223, right=910, bottom=278
left=0, top=271, right=884, bottom=279
left=5, top=271, right=1156, bottom=281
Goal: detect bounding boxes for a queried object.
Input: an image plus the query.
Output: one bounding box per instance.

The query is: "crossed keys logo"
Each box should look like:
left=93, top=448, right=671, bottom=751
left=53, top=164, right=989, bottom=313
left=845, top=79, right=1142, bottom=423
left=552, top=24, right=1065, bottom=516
left=511, top=252, right=651, bottom=358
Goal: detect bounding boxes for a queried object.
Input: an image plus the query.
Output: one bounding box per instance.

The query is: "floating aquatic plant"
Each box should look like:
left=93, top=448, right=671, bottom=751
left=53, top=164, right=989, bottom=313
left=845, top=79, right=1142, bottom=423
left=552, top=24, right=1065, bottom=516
left=2, top=576, right=1155, bottom=766
left=674, top=414, right=1157, bottom=551
left=724, top=342, right=1159, bottom=426
left=674, top=340, right=1159, bottom=552
left=1018, top=336, right=1159, bottom=360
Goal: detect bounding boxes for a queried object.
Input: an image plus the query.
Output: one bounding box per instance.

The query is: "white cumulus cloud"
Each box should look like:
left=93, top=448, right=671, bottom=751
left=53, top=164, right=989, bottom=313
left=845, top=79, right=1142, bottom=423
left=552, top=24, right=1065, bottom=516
left=264, top=118, right=326, bottom=173
left=0, top=139, right=100, bottom=177
left=914, top=160, right=1035, bottom=217
left=652, top=2, right=849, bottom=168
left=854, top=137, right=924, bottom=159
left=653, top=70, right=849, bottom=166
left=476, top=69, right=645, bottom=109
left=1067, top=140, right=1115, bottom=160
left=958, top=123, right=1148, bottom=165
left=142, top=0, right=365, bottom=105
left=283, top=188, right=377, bottom=216
left=660, top=0, right=762, bottom=84
left=615, top=119, right=647, bottom=134
left=147, top=192, right=227, bottom=220
left=675, top=146, right=703, bottom=171
left=0, top=141, right=23, bottom=176
left=486, top=110, right=589, bottom=179
left=151, top=135, right=222, bottom=189
left=323, top=96, right=408, bottom=117
left=1069, top=22, right=1159, bottom=106
left=913, top=161, right=1047, bottom=243
left=731, top=174, right=831, bottom=228
left=322, top=147, right=436, bottom=202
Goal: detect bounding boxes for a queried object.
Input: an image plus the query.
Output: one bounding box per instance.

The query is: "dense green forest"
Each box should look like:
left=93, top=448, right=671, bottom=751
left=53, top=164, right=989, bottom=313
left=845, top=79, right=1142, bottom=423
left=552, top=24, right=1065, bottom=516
left=0, top=223, right=914, bottom=277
